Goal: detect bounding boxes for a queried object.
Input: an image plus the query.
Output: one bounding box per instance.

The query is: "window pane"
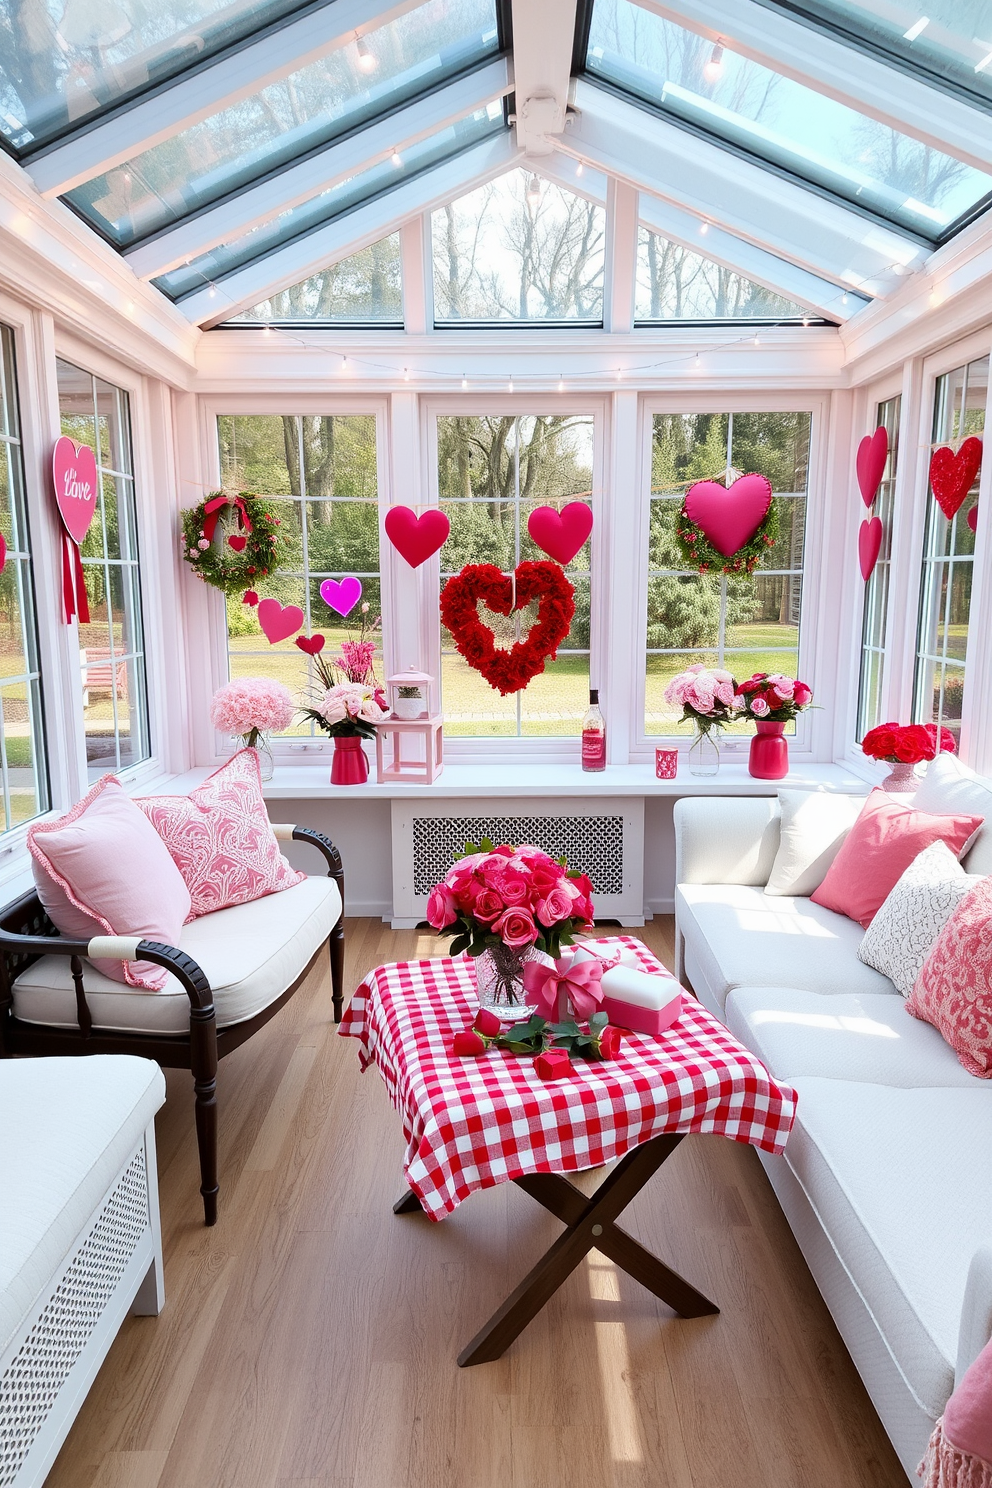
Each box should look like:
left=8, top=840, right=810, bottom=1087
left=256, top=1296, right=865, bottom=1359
left=227, top=235, right=403, bottom=324
left=520, top=653, right=591, bottom=737
left=635, top=227, right=814, bottom=322
left=586, top=0, right=992, bottom=239
left=219, top=414, right=295, bottom=494
left=1, top=681, right=45, bottom=831
left=68, top=0, right=500, bottom=245
left=433, top=170, right=606, bottom=323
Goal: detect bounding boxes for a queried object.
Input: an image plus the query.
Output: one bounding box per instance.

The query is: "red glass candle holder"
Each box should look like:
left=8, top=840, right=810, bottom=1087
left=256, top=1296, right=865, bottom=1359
left=655, top=748, right=679, bottom=780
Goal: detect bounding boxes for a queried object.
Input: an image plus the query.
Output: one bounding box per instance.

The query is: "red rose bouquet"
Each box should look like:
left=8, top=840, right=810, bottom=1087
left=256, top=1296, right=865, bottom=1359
left=427, top=839, right=594, bottom=961
left=733, top=672, right=813, bottom=723
left=861, top=722, right=956, bottom=765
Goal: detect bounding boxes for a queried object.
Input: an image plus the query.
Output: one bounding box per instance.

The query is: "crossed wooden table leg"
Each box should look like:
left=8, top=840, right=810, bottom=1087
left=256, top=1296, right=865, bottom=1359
left=393, top=1131, right=719, bottom=1366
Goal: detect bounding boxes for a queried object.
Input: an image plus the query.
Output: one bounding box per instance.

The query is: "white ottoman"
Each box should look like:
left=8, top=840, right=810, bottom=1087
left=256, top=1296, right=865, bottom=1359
left=0, top=1056, right=166, bottom=1488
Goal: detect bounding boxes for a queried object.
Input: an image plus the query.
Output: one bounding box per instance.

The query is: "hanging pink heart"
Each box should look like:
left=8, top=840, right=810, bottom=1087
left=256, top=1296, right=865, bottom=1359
left=968, top=506, right=978, bottom=533
left=684, top=474, right=772, bottom=557
left=527, top=502, right=594, bottom=565
left=384, top=506, right=450, bottom=568
left=930, top=437, right=983, bottom=519
left=257, top=598, right=304, bottom=645
left=859, top=517, right=883, bottom=580
left=52, top=436, right=98, bottom=545
left=856, top=427, right=888, bottom=508
left=320, top=576, right=362, bottom=616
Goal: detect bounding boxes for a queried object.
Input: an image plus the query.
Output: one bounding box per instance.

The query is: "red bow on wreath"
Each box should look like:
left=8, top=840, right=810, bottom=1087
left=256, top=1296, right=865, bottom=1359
left=202, top=493, right=254, bottom=543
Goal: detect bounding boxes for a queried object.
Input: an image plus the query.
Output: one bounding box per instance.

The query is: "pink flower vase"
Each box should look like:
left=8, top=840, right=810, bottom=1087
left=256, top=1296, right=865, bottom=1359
left=748, top=720, right=789, bottom=780
left=330, top=735, right=369, bottom=785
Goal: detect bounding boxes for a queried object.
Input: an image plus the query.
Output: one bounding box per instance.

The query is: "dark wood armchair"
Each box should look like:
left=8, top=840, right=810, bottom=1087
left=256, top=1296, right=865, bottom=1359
left=0, top=825, right=344, bottom=1226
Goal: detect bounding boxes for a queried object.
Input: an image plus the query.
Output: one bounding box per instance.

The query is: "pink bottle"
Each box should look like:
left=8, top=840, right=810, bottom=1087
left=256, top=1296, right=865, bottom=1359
left=581, top=689, right=606, bottom=772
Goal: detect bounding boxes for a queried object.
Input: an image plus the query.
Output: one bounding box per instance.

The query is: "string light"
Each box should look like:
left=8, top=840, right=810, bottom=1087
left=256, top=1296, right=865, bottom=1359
left=340, top=355, right=349, bottom=374
left=694, top=353, right=701, bottom=368
left=802, top=315, right=810, bottom=326
left=575, top=162, right=584, bottom=177
left=558, top=374, right=565, bottom=392
left=526, top=174, right=541, bottom=207
left=402, top=367, right=410, bottom=381
left=391, top=149, right=402, bottom=168
left=462, top=374, right=468, bottom=390
left=703, top=41, right=724, bottom=82
left=699, top=221, right=710, bottom=235
left=753, top=333, right=760, bottom=345
left=508, top=377, right=514, bottom=393
left=355, top=33, right=377, bottom=72
left=207, top=285, right=216, bottom=297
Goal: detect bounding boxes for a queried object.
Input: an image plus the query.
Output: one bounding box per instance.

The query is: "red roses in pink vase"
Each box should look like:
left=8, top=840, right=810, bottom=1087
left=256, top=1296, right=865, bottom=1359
left=733, top=672, right=813, bottom=723
left=427, top=840, right=595, bottom=961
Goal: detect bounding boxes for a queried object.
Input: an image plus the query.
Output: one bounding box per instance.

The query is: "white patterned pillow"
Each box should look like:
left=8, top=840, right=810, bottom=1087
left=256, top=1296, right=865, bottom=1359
left=858, top=840, right=983, bottom=996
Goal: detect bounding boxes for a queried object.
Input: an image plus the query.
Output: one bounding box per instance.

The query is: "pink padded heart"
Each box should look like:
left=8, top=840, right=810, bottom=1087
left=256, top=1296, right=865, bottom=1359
left=527, top=502, right=594, bottom=565
left=856, top=427, right=888, bottom=507
left=320, top=577, right=362, bottom=616
left=384, top=507, right=450, bottom=568
left=52, top=436, right=98, bottom=545
left=684, top=475, right=772, bottom=558
left=859, top=517, right=882, bottom=580
left=257, top=598, right=304, bottom=645
left=930, top=438, right=983, bottom=519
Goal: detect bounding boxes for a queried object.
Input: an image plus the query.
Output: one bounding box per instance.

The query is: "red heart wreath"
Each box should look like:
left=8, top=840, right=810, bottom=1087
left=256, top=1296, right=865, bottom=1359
left=440, top=561, right=575, bottom=696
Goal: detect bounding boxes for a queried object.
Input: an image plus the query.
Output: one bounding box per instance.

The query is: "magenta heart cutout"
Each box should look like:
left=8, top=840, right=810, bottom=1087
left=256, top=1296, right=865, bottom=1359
left=320, top=576, right=362, bottom=617
left=384, top=506, right=450, bottom=568
left=0, top=532, right=6, bottom=576
left=856, top=427, right=888, bottom=508
left=859, top=517, right=883, bottom=580
left=527, top=502, right=594, bottom=565
left=684, top=474, right=772, bottom=557
left=257, top=598, right=304, bottom=645
left=968, top=506, right=979, bottom=533
left=52, top=436, right=98, bottom=545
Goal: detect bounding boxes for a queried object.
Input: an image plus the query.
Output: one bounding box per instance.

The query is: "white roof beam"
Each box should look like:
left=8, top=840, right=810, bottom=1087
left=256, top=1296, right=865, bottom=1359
left=566, top=80, right=928, bottom=296
left=633, top=0, right=992, bottom=174
left=178, top=129, right=519, bottom=324
left=26, top=0, right=424, bottom=198
left=124, top=58, right=511, bottom=279
left=510, top=0, right=577, bottom=156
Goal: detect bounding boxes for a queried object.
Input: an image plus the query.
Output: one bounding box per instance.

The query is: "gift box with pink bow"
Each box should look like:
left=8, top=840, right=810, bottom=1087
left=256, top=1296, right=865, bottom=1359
left=523, top=942, right=682, bottom=1037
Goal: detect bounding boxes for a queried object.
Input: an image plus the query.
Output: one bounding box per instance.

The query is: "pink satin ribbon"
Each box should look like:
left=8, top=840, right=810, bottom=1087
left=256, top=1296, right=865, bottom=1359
left=523, top=956, right=605, bottom=1021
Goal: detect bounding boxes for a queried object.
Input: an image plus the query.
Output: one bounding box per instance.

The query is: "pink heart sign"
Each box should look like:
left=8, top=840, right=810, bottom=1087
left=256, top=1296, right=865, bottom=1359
left=856, top=427, right=888, bottom=508
left=859, top=516, right=883, bottom=580
left=684, top=474, right=772, bottom=558
left=257, top=598, right=304, bottom=645
left=320, top=576, right=362, bottom=617
left=52, top=436, right=98, bottom=545
left=527, top=502, right=594, bottom=565
left=384, top=507, right=450, bottom=568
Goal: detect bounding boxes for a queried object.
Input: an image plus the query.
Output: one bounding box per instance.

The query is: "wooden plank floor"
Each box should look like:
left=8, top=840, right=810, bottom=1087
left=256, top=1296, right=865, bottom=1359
left=46, top=919, right=907, bottom=1488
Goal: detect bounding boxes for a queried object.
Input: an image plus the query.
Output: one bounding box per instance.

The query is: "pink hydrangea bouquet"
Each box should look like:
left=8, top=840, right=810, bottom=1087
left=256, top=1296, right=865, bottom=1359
left=210, top=677, right=294, bottom=748
left=734, top=672, right=813, bottom=722
left=664, top=663, right=738, bottom=732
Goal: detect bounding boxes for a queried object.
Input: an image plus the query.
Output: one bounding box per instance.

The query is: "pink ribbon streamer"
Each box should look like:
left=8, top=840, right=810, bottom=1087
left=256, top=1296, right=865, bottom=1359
left=523, top=956, right=605, bottom=1021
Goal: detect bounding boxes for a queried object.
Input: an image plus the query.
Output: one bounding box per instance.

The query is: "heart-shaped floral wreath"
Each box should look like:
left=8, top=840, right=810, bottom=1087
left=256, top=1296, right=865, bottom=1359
left=181, top=490, right=289, bottom=595
left=440, top=561, right=576, bottom=696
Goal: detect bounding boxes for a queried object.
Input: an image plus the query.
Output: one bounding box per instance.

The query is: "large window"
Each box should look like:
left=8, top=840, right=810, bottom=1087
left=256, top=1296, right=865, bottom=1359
left=226, top=236, right=403, bottom=326
left=56, top=360, right=150, bottom=780
left=218, top=415, right=380, bottom=737
left=635, top=228, right=812, bottom=323
left=645, top=411, right=810, bottom=737
left=437, top=415, right=593, bottom=736
left=913, top=356, right=988, bottom=744
left=857, top=395, right=900, bottom=739
left=0, top=326, right=48, bottom=830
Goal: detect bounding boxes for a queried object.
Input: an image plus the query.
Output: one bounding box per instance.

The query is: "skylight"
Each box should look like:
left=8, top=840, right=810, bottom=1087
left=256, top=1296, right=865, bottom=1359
left=586, top=0, right=992, bottom=241
left=64, top=0, right=501, bottom=248
left=635, top=227, right=817, bottom=322
left=226, top=233, right=403, bottom=324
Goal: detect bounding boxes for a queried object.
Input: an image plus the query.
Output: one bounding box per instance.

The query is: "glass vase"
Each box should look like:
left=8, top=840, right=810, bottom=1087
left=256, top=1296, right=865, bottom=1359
left=238, top=733, right=274, bottom=781
left=688, top=725, right=720, bottom=777
left=474, top=943, right=544, bottom=1023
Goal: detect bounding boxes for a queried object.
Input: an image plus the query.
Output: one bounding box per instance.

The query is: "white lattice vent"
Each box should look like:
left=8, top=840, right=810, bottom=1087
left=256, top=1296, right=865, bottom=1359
left=0, top=1149, right=149, bottom=1486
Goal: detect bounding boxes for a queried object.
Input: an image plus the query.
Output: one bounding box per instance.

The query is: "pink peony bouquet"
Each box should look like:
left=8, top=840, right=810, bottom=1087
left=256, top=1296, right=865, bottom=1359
left=210, top=677, right=294, bottom=748
left=303, top=681, right=386, bottom=740
left=664, top=663, right=738, bottom=731
left=734, top=672, right=813, bottom=723
left=427, top=840, right=595, bottom=961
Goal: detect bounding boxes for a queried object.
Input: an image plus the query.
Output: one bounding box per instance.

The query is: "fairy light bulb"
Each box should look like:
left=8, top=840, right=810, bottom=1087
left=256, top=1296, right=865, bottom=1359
left=462, top=374, right=468, bottom=390
left=526, top=173, right=541, bottom=207
left=699, top=221, right=710, bottom=235
left=208, top=285, right=216, bottom=298
left=391, top=149, right=402, bottom=168
left=703, top=41, right=724, bottom=82
left=802, top=315, right=810, bottom=326
left=403, top=367, right=410, bottom=381
left=753, top=333, right=760, bottom=346
left=508, top=377, right=514, bottom=393
left=558, top=374, right=565, bottom=393
left=575, top=162, right=584, bottom=177
left=355, top=34, right=377, bottom=72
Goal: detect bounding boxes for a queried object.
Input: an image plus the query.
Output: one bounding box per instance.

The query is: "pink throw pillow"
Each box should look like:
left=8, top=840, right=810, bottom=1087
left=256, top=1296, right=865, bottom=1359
left=136, top=749, right=305, bottom=920
left=28, top=775, right=192, bottom=990
left=906, top=877, right=992, bottom=1078
left=810, top=790, right=983, bottom=928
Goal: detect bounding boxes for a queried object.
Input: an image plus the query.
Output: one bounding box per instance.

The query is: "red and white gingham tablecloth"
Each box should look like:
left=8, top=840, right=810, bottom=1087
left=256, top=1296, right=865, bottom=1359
left=339, top=936, right=797, bottom=1220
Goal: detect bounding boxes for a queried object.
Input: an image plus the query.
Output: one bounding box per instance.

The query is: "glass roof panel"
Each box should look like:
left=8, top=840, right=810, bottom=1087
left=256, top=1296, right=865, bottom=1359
left=154, top=106, right=503, bottom=301
left=756, top=2, right=992, bottom=109
left=225, top=232, right=403, bottom=323
left=66, top=0, right=500, bottom=248
left=586, top=0, right=992, bottom=240
left=0, top=0, right=310, bottom=154
left=635, top=226, right=821, bottom=321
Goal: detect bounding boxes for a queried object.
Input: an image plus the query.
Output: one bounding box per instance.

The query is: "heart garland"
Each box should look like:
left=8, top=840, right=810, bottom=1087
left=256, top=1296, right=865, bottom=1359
left=675, top=474, right=776, bottom=574
left=859, top=516, right=883, bottom=580
left=439, top=561, right=575, bottom=696
left=527, top=502, right=593, bottom=565
left=856, top=427, right=888, bottom=507
left=257, top=598, right=304, bottom=645
left=384, top=506, right=450, bottom=567
left=930, top=437, right=983, bottom=520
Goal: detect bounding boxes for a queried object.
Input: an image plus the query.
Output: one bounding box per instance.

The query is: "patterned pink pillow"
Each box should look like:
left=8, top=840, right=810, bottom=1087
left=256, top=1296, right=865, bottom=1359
left=136, top=749, right=305, bottom=920
left=906, top=876, right=992, bottom=1077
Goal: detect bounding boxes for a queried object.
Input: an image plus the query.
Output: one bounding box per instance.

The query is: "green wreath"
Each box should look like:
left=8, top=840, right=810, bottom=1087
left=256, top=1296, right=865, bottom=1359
left=674, top=497, right=779, bottom=576
left=181, top=491, right=287, bottom=596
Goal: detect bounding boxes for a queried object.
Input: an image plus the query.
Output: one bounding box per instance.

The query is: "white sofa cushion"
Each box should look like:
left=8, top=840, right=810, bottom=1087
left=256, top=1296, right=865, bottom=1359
left=913, top=754, right=992, bottom=875
left=12, top=874, right=340, bottom=1035
left=783, top=1079, right=992, bottom=1419
left=857, top=840, right=982, bottom=996
left=765, top=789, right=865, bottom=896
left=725, top=987, right=984, bottom=1087
left=0, top=1055, right=165, bottom=1355
left=676, top=881, right=895, bottom=1012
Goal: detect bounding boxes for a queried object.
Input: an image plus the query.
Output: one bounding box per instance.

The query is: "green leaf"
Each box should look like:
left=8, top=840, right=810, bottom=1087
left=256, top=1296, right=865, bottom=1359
left=449, top=934, right=471, bottom=956
left=480, top=836, right=495, bottom=852
left=589, top=1011, right=608, bottom=1033
left=465, top=941, right=487, bottom=958
left=551, top=1020, right=582, bottom=1039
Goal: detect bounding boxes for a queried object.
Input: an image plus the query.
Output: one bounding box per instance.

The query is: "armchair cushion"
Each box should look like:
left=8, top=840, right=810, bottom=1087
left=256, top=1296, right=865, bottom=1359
left=136, top=749, right=304, bottom=920
left=11, top=875, right=340, bottom=1035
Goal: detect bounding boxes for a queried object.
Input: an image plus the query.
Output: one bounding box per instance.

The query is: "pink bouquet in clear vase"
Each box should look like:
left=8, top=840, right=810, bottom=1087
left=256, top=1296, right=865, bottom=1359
left=663, top=664, right=737, bottom=777
left=210, top=677, right=295, bottom=780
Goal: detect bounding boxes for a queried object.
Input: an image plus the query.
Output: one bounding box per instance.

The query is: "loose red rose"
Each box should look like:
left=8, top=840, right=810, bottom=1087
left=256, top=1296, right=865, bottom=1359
left=473, top=1007, right=502, bottom=1038
left=597, top=1025, right=623, bottom=1060
left=452, top=1030, right=487, bottom=1058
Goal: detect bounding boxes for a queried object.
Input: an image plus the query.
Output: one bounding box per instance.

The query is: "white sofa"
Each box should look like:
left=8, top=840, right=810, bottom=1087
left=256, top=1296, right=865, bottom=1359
left=0, top=1055, right=165, bottom=1488
left=674, top=792, right=992, bottom=1484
